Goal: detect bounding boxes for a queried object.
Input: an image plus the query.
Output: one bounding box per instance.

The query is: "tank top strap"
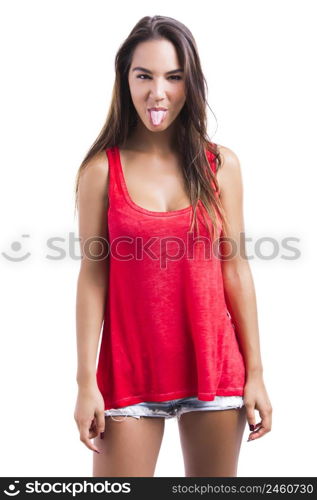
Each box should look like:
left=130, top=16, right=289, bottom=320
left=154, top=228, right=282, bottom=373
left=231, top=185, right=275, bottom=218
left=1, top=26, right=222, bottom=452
left=205, top=147, right=220, bottom=196
left=105, top=145, right=126, bottom=206
left=205, top=148, right=217, bottom=174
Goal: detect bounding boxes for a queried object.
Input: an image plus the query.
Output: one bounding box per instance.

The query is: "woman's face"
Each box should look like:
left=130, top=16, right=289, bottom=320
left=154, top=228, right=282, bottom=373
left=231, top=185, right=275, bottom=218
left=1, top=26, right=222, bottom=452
left=128, top=38, right=186, bottom=131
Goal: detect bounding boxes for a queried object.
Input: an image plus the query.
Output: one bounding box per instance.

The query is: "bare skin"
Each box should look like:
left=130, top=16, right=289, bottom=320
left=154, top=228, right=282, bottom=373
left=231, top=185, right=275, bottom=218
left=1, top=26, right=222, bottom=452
left=92, top=407, right=247, bottom=477
left=118, top=146, right=190, bottom=212
left=177, top=407, right=247, bottom=477
left=93, top=417, right=165, bottom=477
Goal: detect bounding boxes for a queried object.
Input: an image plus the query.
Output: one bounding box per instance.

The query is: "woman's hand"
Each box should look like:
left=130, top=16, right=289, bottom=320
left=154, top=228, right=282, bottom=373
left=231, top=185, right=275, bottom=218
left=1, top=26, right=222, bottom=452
left=243, top=372, right=273, bottom=442
left=74, top=384, right=105, bottom=454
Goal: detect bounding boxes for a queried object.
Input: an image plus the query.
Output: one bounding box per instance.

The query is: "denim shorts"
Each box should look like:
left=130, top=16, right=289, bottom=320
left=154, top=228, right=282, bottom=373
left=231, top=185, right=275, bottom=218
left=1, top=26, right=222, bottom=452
left=104, top=395, right=245, bottom=421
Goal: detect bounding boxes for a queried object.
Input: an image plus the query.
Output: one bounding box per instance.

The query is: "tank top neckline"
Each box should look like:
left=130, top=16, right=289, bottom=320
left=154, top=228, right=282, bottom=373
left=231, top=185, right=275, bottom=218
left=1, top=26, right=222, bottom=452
left=113, top=145, right=194, bottom=217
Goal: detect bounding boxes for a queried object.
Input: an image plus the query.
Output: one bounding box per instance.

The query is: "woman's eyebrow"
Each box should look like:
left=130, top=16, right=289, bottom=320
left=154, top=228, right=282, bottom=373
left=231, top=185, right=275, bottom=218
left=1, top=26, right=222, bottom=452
left=132, top=66, right=184, bottom=75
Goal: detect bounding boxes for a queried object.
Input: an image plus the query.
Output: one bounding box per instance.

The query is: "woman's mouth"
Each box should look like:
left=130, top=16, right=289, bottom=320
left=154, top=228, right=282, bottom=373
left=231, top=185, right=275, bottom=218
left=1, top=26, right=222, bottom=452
left=147, top=109, right=168, bottom=126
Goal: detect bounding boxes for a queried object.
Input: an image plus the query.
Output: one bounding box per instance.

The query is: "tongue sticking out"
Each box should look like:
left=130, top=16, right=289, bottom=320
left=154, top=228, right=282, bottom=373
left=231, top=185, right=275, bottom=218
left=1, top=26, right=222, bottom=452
left=149, top=109, right=167, bottom=126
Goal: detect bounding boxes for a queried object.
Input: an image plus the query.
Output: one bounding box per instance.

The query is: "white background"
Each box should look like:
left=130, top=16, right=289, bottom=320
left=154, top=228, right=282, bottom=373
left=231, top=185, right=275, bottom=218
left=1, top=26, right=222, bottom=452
left=0, top=0, right=316, bottom=477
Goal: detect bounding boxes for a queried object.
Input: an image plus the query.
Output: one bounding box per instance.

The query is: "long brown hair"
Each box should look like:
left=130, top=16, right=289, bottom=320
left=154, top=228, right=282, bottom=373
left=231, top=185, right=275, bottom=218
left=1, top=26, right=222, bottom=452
left=74, top=15, right=229, bottom=241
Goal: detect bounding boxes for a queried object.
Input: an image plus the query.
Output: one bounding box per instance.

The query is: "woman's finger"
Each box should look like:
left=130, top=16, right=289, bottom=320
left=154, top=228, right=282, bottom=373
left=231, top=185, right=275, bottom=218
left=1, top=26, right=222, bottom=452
left=248, top=426, right=265, bottom=440
left=80, top=420, right=102, bottom=453
left=95, top=410, right=106, bottom=437
left=245, top=403, right=257, bottom=432
left=248, top=411, right=272, bottom=441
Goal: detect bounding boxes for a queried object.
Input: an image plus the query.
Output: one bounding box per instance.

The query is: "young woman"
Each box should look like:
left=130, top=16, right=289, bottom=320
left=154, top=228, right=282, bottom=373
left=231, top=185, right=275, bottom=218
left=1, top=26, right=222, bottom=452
left=73, top=15, right=272, bottom=477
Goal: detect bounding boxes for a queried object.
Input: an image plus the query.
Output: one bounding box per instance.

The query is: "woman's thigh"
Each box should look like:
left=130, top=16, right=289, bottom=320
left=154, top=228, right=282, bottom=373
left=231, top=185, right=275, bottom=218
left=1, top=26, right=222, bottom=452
left=93, top=415, right=165, bottom=477
left=177, top=405, right=247, bottom=477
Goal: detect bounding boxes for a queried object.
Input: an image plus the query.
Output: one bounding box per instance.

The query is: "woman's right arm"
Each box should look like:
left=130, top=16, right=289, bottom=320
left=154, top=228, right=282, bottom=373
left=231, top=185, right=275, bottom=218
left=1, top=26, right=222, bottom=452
left=73, top=150, right=109, bottom=454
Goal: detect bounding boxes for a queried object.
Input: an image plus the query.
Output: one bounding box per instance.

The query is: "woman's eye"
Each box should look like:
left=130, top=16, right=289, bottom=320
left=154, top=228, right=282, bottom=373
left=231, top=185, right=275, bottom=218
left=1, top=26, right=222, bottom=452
left=137, top=74, right=182, bottom=81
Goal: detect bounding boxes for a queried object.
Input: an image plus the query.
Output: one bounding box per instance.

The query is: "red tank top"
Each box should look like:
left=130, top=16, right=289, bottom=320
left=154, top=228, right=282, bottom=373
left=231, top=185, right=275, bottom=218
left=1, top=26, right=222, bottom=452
left=96, top=145, right=245, bottom=410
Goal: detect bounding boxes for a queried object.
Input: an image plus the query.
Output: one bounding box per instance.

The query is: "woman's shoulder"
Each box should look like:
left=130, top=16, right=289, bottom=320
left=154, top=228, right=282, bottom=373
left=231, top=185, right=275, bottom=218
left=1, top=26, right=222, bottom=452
left=78, top=149, right=109, bottom=202
left=86, top=148, right=109, bottom=172
left=215, top=144, right=243, bottom=196
left=206, top=142, right=240, bottom=176
left=81, top=149, right=109, bottom=182
left=217, top=144, right=241, bottom=171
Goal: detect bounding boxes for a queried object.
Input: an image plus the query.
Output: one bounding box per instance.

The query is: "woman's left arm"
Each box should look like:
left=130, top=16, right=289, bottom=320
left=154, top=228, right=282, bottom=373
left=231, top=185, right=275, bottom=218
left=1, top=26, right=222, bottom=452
left=217, top=145, right=273, bottom=442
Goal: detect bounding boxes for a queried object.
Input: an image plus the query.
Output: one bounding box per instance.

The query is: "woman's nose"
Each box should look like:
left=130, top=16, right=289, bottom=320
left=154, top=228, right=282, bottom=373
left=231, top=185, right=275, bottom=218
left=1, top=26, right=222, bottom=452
left=149, top=80, right=167, bottom=98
